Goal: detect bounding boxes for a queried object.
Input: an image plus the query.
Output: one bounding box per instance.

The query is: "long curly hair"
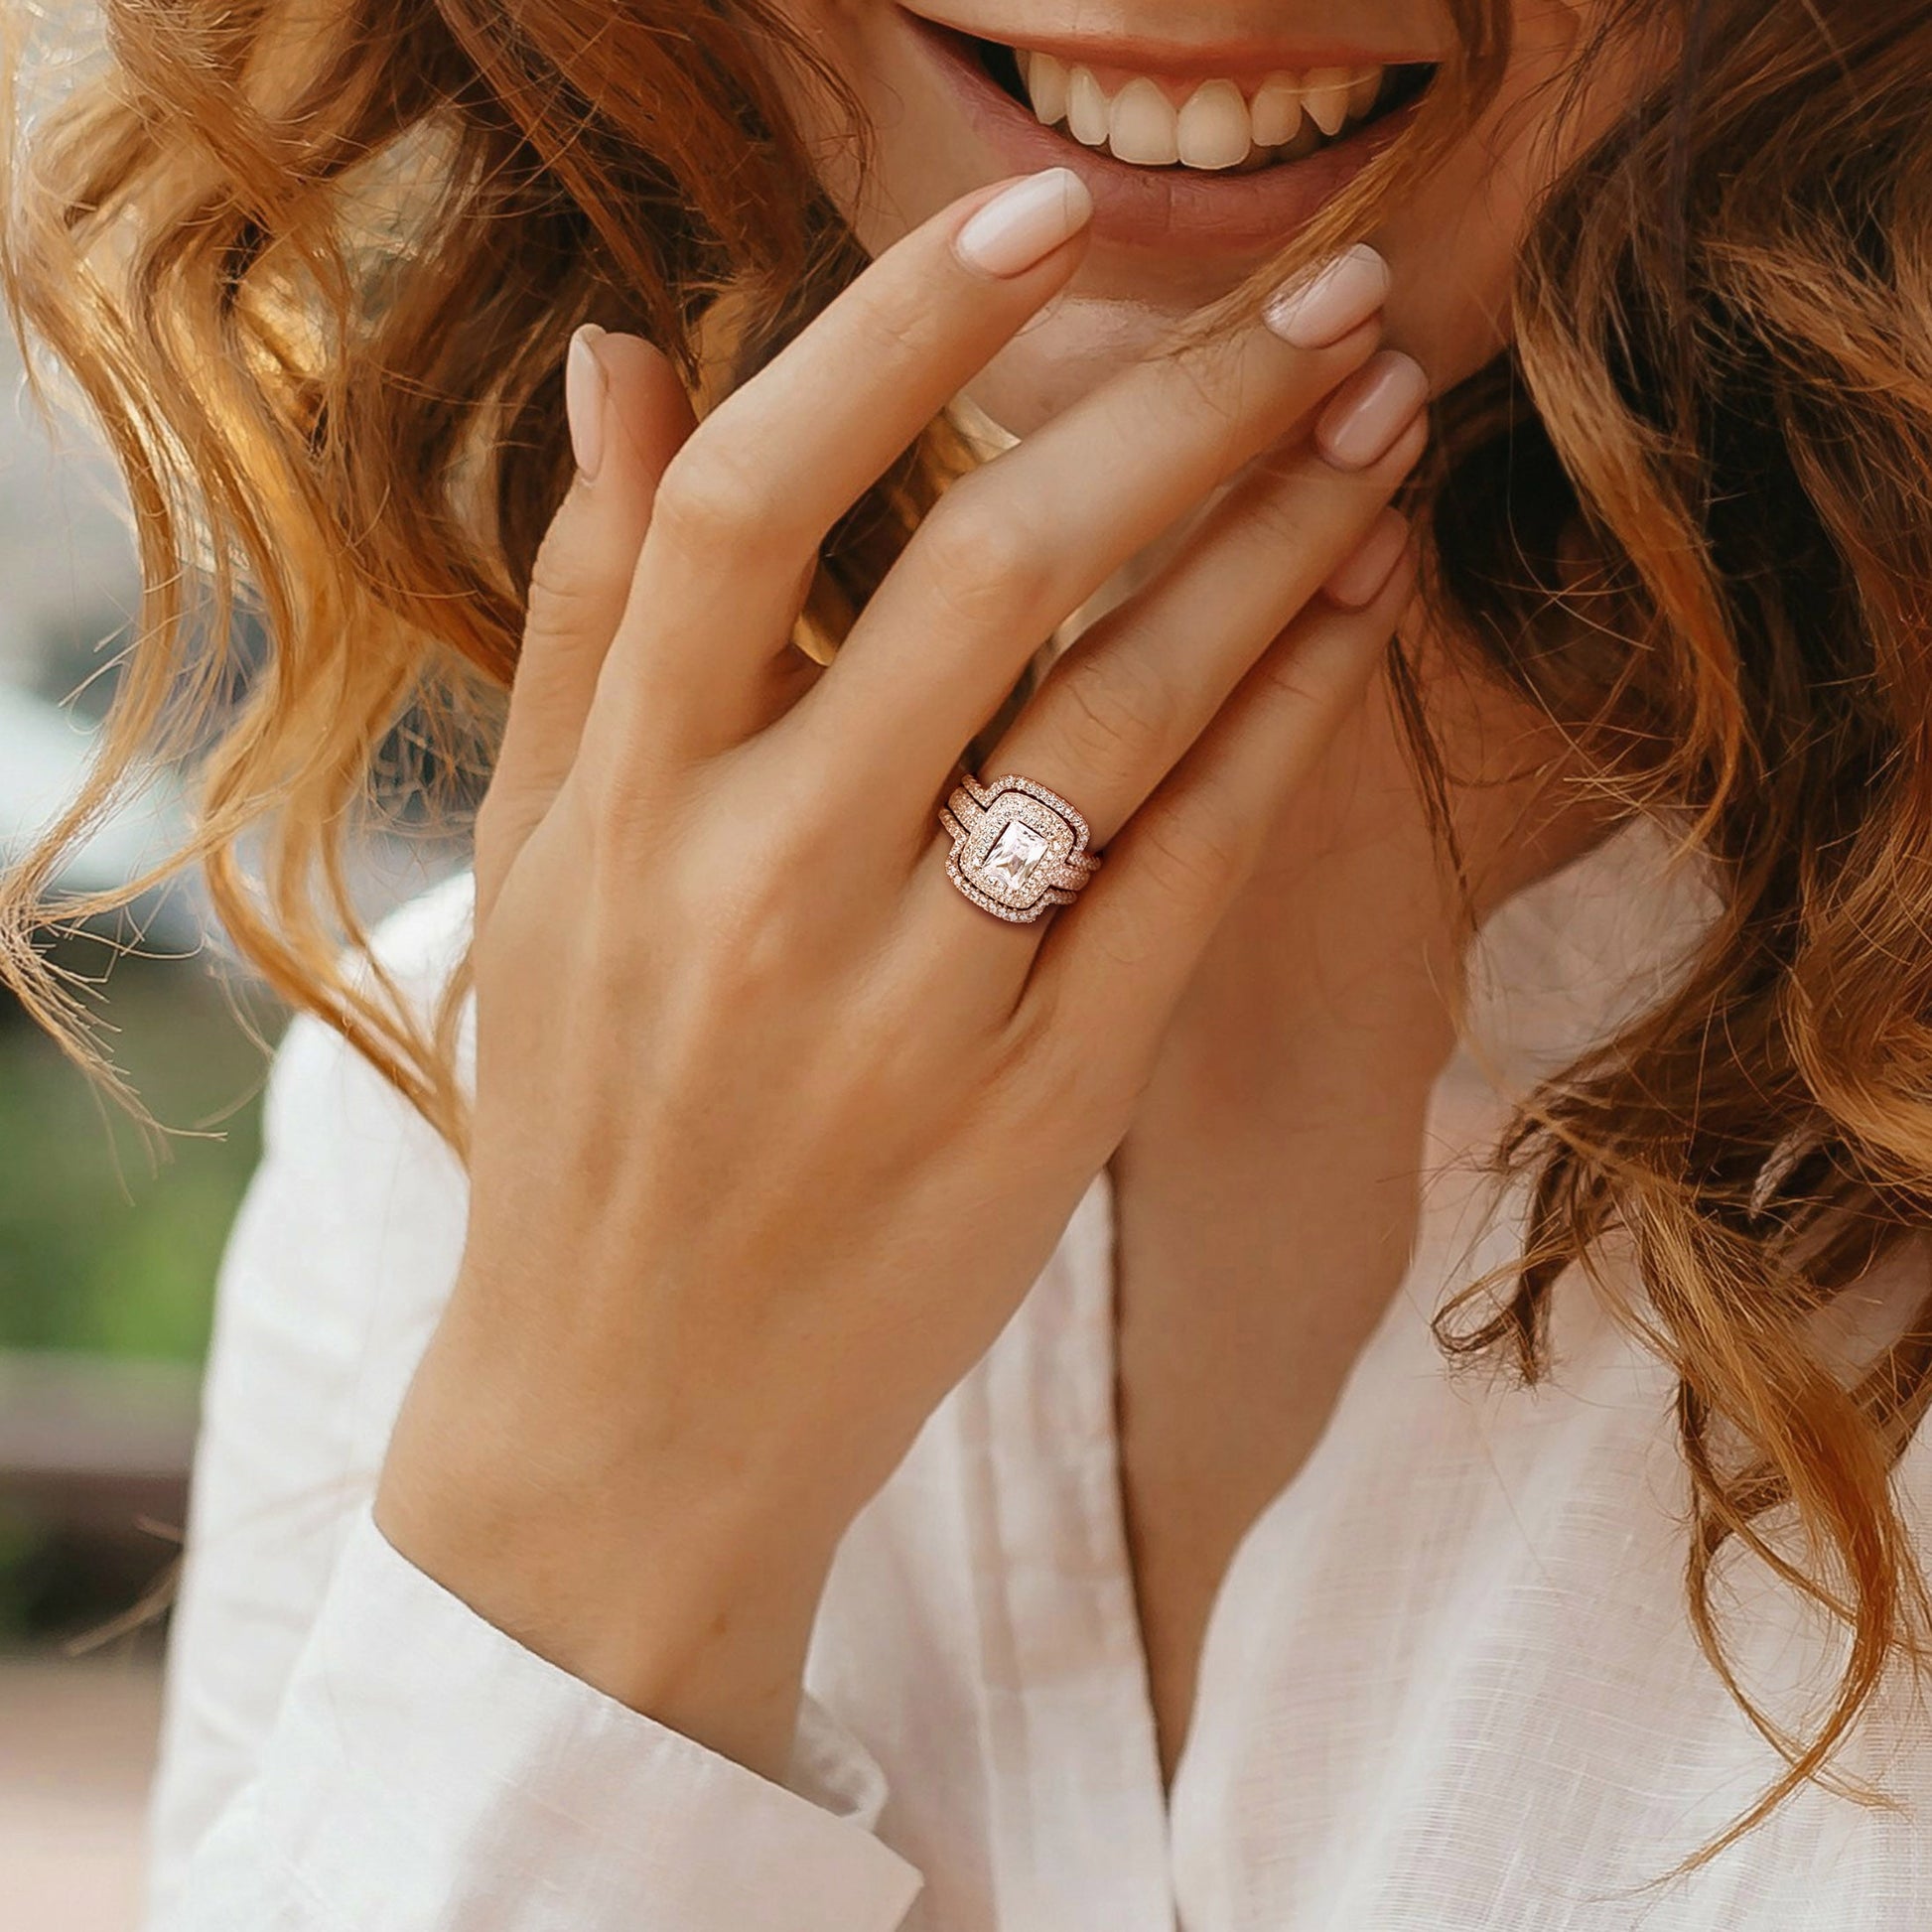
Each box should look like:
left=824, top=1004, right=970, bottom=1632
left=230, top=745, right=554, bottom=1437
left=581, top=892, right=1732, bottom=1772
left=7, top=0, right=1932, bottom=1861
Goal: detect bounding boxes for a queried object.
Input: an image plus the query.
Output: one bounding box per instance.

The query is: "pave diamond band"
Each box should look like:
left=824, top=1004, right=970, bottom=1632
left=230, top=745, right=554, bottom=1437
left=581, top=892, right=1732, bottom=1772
left=939, top=771, right=1103, bottom=924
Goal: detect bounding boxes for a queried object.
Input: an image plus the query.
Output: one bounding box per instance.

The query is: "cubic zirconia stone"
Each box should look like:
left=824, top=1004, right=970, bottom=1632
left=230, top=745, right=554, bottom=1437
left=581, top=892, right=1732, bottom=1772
left=985, top=818, right=1049, bottom=891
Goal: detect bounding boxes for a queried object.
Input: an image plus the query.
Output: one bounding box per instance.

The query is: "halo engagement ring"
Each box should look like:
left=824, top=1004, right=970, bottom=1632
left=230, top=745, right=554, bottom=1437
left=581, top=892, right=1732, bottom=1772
left=938, top=771, right=1103, bottom=924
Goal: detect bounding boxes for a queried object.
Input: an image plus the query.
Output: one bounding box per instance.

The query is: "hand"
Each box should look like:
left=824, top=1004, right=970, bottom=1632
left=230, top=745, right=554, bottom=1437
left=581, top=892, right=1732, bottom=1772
left=374, top=171, right=1426, bottom=1781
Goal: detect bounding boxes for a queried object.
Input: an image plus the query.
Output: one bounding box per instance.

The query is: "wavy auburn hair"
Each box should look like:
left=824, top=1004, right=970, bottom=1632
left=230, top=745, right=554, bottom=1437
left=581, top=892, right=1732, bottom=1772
left=8, top=0, right=1932, bottom=1863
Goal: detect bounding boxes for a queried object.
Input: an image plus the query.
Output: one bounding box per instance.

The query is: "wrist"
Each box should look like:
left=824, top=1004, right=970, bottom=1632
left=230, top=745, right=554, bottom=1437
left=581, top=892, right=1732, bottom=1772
left=374, top=1307, right=850, bottom=1782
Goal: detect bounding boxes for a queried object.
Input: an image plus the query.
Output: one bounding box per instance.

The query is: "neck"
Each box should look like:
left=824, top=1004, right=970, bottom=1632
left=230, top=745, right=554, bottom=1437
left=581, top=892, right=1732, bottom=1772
left=1117, top=605, right=1613, bottom=1202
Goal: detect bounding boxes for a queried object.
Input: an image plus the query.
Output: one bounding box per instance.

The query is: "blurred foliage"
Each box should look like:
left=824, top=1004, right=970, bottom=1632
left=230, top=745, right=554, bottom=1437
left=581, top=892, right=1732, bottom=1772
left=0, top=934, right=271, bottom=1363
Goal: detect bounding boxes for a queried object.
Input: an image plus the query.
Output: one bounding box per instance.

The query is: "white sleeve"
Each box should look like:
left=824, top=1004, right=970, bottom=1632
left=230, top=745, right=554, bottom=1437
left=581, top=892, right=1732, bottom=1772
left=143, top=874, right=925, bottom=1931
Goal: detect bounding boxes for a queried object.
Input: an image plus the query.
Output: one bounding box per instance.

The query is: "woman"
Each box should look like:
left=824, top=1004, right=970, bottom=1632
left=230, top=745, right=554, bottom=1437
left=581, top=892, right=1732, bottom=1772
left=7, top=0, right=1932, bottom=1923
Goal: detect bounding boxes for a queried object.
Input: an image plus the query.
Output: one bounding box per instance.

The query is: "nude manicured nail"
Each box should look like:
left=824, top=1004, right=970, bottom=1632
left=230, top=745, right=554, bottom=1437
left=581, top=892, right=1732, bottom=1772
left=1262, top=243, right=1391, bottom=348
left=1314, top=349, right=1430, bottom=470
left=566, top=324, right=609, bottom=482
left=1324, top=507, right=1413, bottom=609
left=954, top=168, right=1095, bottom=277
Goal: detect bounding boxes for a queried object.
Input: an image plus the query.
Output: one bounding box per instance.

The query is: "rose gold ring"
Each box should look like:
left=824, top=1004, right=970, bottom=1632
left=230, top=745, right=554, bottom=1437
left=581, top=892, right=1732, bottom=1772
left=938, top=771, right=1103, bottom=925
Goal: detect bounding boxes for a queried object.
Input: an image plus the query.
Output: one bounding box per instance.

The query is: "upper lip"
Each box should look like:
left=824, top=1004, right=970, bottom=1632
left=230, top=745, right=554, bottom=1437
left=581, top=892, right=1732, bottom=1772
left=898, top=5, right=1448, bottom=79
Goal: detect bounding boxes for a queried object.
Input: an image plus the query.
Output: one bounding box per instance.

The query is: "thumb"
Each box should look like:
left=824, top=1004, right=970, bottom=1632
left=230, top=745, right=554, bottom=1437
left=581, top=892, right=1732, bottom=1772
left=480, top=325, right=696, bottom=918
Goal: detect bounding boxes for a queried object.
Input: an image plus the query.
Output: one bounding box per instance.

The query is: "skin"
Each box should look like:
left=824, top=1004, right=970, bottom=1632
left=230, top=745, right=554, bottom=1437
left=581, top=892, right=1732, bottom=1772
left=374, top=2, right=1654, bottom=1794
left=780, top=0, right=1609, bottom=418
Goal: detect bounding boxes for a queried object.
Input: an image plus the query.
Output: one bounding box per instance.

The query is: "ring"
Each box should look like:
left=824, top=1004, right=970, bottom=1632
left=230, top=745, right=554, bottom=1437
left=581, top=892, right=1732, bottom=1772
left=938, top=771, right=1103, bottom=924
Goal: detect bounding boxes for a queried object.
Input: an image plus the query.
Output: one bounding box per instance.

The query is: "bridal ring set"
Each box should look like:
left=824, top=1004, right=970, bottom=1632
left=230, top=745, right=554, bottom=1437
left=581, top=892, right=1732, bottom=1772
left=938, top=771, right=1103, bottom=924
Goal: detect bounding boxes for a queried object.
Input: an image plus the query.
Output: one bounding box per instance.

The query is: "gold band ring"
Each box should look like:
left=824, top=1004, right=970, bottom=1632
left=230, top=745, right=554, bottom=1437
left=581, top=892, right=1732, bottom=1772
left=938, top=771, right=1102, bottom=925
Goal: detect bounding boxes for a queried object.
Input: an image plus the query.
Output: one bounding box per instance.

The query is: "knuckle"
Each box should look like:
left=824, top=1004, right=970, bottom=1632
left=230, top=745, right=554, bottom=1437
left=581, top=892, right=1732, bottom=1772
left=653, top=434, right=781, bottom=550
left=584, top=768, right=657, bottom=853
left=1165, top=340, right=1255, bottom=453
left=525, top=528, right=610, bottom=632
left=624, top=852, right=796, bottom=1005
left=1132, top=806, right=1241, bottom=905
left=677, top=806, right=826, bottom=973
left=1249, top=627, right=1362, bottom=713
left=1243, top=470, right=1320, bottom=546
left=1046, top=649, right=1171, bottom=776
left=844, top=290, right=944, bottom=378
left=572, top=721, right=664, bottom=833
left=695, top=875, right=799, bottom=985
left=916, top=483, right=1055, bottom=626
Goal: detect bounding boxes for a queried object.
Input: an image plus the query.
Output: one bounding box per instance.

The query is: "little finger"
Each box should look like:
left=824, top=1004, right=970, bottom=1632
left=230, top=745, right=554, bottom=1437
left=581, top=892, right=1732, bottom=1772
left=480, top=328, right=694, bottom=920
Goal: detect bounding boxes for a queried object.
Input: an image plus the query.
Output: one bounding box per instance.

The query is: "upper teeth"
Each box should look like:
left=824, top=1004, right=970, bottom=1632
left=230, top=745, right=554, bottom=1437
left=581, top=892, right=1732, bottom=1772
left=1018, top=52, right=1386, bottom=171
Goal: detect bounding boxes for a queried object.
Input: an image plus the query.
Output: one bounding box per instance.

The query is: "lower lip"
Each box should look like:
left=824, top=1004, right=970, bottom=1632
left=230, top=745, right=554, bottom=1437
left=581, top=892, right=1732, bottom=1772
left=897, top=11, right=1425, bottom=258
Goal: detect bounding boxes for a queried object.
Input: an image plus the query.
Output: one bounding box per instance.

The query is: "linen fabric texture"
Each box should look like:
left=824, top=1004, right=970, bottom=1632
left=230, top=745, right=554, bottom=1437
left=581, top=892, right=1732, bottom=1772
left=143, top=813, right=1932, bottom=1930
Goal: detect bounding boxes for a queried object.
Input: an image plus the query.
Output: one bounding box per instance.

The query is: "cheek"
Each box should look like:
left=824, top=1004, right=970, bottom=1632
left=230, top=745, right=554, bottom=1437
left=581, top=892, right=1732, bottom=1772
left=1372, top=127, right=1537, bottom=393
left=1376, top=3, right=1605, bottom=390
left=1376, top=0, right=1636, bottom=389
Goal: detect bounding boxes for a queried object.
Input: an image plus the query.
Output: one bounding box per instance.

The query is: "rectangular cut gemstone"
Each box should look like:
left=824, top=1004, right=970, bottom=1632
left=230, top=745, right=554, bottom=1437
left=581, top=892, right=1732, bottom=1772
left=985, top=818, right=1049, bottom=891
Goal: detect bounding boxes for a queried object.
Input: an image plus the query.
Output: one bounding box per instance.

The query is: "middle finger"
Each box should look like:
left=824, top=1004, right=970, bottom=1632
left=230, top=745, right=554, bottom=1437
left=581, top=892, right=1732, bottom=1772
left=776, top=244, right=1395, bottom=798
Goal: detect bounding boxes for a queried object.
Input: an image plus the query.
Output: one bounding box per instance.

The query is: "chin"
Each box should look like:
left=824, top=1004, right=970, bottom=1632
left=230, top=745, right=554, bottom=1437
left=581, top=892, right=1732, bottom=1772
left=952, top=290, right=1202, bottom=435
left=953, top=212, right=1518, bottom=440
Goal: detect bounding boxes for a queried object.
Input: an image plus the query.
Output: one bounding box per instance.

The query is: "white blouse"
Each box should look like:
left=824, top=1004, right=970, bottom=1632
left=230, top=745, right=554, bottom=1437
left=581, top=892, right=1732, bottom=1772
left=143, top=809, right=1932, bottom=1931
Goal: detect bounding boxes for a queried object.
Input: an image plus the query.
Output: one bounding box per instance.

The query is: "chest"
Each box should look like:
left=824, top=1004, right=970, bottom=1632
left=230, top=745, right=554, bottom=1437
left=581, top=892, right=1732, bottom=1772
left=1100, top=1028, right=1470, bottom=1786
left=1110, top=1193, right=1413, bottom=1796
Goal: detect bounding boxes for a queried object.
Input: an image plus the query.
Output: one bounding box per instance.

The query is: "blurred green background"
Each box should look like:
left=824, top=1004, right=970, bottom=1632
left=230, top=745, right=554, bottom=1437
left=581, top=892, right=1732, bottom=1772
left=0, top=943, right=262, bottom=1372
left=0, top=964, right=259, bottom=1648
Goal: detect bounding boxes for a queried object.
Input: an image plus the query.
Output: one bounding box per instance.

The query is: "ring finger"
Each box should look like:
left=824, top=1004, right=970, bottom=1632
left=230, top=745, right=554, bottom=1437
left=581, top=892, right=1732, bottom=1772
left=905, top=354, right=1428, bottom=981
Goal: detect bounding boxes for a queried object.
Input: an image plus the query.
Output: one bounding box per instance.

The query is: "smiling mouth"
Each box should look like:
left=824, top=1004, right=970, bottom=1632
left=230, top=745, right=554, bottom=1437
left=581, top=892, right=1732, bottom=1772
left=961, top=32, right=1439, bottom=177
left=897, top=9, right=1444, bottom=253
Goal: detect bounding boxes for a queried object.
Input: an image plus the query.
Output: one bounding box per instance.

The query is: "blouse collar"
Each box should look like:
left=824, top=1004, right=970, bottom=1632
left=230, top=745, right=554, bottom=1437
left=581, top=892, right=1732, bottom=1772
left=1454, top=809, right=1726, bottom=1100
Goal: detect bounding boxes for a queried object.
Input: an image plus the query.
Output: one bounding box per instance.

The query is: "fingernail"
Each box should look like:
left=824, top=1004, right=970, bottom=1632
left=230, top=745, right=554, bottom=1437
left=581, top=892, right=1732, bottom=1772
left=1262, top=243, right=1390, bottom=348
left=1324, top=507, right=1413, bottom=609
left=953, top=168, right=1095, bottom=278
left=1314, top=349, right=1430, bottom=470
left=566, top=323, right=609, bottom=482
